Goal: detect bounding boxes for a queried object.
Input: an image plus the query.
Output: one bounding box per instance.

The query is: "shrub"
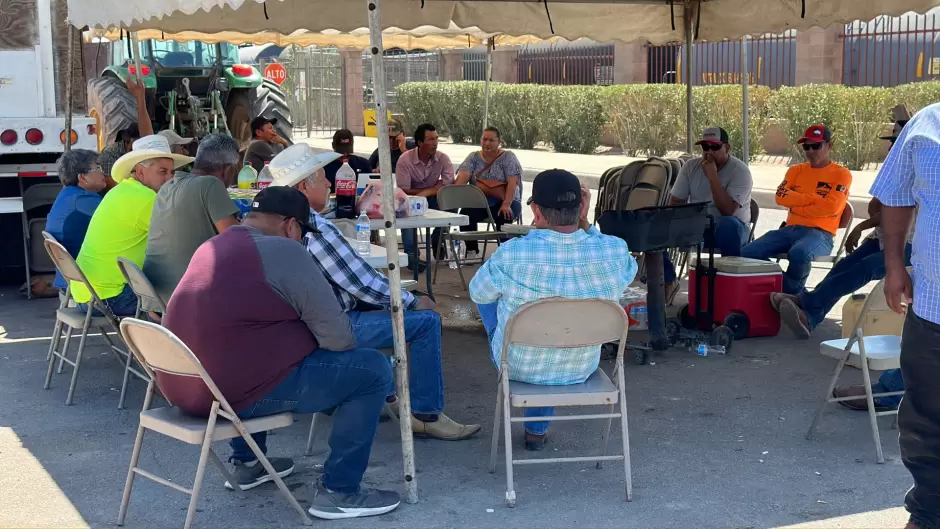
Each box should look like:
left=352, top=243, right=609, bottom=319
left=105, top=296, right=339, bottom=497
left=488, top=83, right=542, bottom=149
left=540, top=86, right=606, bottom=154
left=691, top=84, right=773, bottom=162
left=892, top=80, right=940, bottom=115
left=838, top=87, right=896, bottom=170
left=603, top=84, right=685, bottom=157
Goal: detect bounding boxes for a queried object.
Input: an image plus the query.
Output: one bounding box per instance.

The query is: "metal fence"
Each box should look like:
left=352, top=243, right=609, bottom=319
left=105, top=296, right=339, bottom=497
left=517, top=43, right=615, bottom=85
left=363, top=49, right=441, bottom=113
left=648, top=33, right=796, bottom=88
left=260, top=47, right=345, bottom=138
left=463, top=50, right=487, bottom=81
left=842, top=11, right=940, bottom=87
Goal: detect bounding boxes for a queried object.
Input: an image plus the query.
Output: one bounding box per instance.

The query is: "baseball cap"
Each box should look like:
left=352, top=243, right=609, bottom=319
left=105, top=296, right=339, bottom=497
left=797, top=124, right=832, bottom=144
left=250, top=186, right=316, bottom=235
left=880, top=119, right=909, bottom=141
left=387, top=118, right=404, bottom=137
left=119, top=123, right=140, bottom=142
left=695, top=127, right=729, bottom=146
left=526, top=169, right=582, bottom=209
left=250, top=116, right=278, bottom=136
left=333, top=129, right=355, bottom=154
left=157, top=129, right=194, bottom=146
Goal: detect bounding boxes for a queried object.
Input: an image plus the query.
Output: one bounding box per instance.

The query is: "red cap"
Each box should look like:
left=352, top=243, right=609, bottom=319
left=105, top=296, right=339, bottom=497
left=797, top=124, right=832, bottom=144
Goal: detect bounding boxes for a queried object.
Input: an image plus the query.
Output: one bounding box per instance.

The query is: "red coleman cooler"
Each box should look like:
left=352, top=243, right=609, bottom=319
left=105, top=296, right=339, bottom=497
left=687, top=256, right=782, bottom=339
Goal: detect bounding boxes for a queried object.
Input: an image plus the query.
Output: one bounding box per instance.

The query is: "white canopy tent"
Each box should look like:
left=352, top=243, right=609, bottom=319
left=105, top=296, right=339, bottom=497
left=67, top=0, right=940, bottom=508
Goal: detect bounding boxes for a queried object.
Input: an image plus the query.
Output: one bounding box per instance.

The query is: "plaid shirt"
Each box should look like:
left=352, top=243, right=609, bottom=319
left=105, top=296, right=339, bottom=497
left=305, top=210, right=418, bottom=312
left=469, top=226, right=637, bottom=385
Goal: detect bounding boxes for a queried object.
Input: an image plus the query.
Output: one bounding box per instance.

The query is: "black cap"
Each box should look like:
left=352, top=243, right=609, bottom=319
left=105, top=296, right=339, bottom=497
left=333, top=129, right=355, bottom=154
left=880, top=119, right=909, bottom=141
left=695, top=127, right=729, bottom=146
left=119, top=123, right=140, bottom=142
left=250, top=116, right=277, bottom=137
left=527, top=169, right=582, bottom=208
left=250, top=187, right=316, bottom=235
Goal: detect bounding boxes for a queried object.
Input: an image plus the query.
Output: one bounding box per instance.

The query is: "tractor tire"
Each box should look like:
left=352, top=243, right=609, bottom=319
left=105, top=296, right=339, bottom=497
left=87, top=76, right=138, bottom=148
left=227, top=79, right=294, bottom=150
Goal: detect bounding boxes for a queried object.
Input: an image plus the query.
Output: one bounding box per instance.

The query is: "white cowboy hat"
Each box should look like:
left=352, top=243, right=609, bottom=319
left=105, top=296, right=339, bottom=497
left=157, top=129, right=194, bottom=146
left=268, top=144, right=342, bottom=188
left=110, top=134, right=194, bottom=183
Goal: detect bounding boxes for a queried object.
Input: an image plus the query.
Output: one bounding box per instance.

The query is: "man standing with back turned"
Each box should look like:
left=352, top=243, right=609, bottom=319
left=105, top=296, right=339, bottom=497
left=870, top=103, right=940, bottom=529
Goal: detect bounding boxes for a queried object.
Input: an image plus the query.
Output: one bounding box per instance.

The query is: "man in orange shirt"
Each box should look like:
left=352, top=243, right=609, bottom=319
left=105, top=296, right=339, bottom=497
left=742, top=125, right=852, bottom=294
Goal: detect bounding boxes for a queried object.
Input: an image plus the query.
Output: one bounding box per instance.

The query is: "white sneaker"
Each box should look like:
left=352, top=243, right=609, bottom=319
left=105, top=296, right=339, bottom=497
left=465, top=250, right=480, bottom=261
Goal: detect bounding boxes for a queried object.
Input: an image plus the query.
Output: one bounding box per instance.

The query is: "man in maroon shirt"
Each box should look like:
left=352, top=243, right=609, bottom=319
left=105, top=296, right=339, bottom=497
left=162, top=187, right=400, bottom=520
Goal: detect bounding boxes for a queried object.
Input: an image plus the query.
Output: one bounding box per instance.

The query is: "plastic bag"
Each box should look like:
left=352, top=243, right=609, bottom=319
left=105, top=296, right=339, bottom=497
left=356, top=181, right=409, bottom=219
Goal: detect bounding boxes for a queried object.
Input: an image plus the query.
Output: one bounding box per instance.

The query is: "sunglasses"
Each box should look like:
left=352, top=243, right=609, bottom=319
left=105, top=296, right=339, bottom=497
left=700, top=144, right=723, bottom=152
left=802, top=142, right=825, bottom=151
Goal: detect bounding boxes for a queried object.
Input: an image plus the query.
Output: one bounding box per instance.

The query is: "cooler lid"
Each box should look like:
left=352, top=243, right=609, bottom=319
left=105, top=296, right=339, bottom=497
left=712, top=256, right=782, bottom=274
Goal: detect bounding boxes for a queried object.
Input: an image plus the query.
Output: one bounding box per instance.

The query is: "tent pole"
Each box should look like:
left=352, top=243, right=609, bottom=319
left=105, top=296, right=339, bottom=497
left=684, top=3, right=693, bottom=153
left=483, top=36, right=493, bottom=130
left=365, top=0, right=418, bottom=505
left=741, top=35, right=750, bottom=164
left=64, top=25, right=74, bottom=152
left=130, top=32, right=144, bottom=92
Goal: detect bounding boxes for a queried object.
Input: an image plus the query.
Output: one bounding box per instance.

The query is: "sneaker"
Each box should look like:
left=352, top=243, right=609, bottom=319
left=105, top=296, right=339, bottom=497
left=224, top=457, right=294, bottom=491
left=308, top=481, right=401, bottom=520
left=411, top=413, right=481, bottom=441
left=406, top=258, right=427, bottom=273
left=779, top=299, right=811, bottom=339
left=464, top=250, right=480, bottom=261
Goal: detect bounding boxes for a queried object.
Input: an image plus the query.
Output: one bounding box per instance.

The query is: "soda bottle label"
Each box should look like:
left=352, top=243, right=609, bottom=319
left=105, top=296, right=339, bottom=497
left=335, top=178, right=356, bottom=195
left=257, top=180, right=271, bottom=190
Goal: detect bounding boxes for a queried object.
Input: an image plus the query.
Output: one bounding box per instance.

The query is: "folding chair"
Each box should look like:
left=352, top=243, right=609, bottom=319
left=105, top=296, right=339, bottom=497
left=25, top=183, right=62, bottom=275
left=748, top=199, right=760, bottom=244
left=805, top=277, right=902, bottom=463
left=489, top=298, right=632, bottom=507
left=775, top=202, right=855, bottom=265
left=434, top=184, right=508, bottom=291
left=41, top=237, right=146, bottom=408
left=117, top=257, right=168, bottom=316
left=117, top=318, right=311, bottom=529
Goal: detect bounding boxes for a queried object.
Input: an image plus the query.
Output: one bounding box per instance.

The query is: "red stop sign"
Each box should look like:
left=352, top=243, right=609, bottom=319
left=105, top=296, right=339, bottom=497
left=263, top=63, right=287, bottom=85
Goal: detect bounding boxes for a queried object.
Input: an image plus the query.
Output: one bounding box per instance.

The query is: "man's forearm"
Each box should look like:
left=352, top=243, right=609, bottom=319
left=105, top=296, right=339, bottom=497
left=707, top=178, right=736, bottom=216
left=136, top=94, right=153, bottom=136
left=881, top=206, right=915, bottom=270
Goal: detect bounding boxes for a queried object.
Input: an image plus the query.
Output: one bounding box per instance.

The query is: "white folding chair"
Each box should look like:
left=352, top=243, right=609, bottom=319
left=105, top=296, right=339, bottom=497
left=41, top=236, right=145, bottom=408
left=488, top=298, right=632, bottom=507
left=117, top=318, right=312, bottom=529
left=805, top=277, right=902, bottom=463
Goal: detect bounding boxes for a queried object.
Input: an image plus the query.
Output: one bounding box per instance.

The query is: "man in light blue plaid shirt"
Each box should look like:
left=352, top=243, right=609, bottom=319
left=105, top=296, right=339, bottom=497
left=869, top=102, right=940, bottom=529
left=470, top=169, right=637, bottom=451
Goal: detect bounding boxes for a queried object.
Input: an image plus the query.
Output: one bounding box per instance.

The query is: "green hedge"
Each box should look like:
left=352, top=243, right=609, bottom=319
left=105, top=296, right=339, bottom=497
left=395, top=80, right=940, bottom=169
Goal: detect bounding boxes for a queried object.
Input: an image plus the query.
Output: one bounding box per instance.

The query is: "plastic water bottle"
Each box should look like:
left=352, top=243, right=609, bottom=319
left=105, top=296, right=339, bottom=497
left=257, top=161, right=273, bottom=189
left=237, top=162, right=257, bottom=190
left=448, top=240, right=464, bottom=269
left=696, top=344, right=726, bottom=357
left=356, top=210, right=371, bottom=257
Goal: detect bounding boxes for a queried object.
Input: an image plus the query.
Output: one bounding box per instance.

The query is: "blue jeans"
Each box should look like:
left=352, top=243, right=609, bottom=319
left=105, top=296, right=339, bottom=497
left=800, top=238, right=914, bottom=329
left=78, top=283, right=138, bottom=317
left=873, top=368, right=904, bottom=409
left=402, top=196, right=442, bottom=259
left=664, top=215, right=749, bottom=284
left=230, top=347, right=392, bottom=494
left=347, top=309, right=444, bottom=415
left=478, top=301, right=552, bottom=435
left=742, top=225, right=833, bottom=294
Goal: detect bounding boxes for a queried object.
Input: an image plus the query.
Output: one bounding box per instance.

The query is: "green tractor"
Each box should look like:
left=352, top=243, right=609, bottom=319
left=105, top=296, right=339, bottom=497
left=88, top=39, right=292, bottom=151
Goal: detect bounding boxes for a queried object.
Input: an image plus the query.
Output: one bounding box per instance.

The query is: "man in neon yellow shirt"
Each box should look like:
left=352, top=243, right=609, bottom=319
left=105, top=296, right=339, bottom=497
left=71, top=135, right=192, bottom=315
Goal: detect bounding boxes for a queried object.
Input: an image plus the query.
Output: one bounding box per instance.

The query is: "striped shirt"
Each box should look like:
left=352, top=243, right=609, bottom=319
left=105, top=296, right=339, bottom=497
left=469, top=226, right=638, bottom=385
left=869, top=102, right=940, bottom=325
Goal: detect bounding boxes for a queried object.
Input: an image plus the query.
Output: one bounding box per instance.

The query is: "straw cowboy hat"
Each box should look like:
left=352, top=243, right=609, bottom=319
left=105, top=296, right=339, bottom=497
left=268, top=144, right=341, bottom=188
left=110, top=135, right=194, bottom=183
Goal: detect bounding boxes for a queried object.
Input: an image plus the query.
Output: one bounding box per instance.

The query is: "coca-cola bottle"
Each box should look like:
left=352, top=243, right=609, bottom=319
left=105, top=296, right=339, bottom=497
left=334, top=159, right=357, bottom=219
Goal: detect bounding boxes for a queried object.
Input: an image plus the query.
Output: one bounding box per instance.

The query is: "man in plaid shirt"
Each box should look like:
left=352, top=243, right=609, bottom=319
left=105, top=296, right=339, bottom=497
left=470, top=169, right=637, bottom=451
left=269, top=144, right=480, bottom=441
